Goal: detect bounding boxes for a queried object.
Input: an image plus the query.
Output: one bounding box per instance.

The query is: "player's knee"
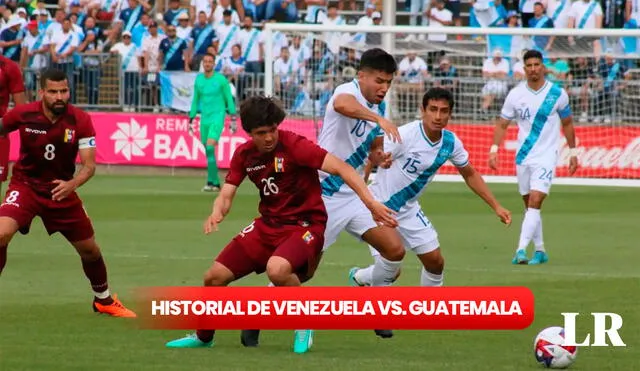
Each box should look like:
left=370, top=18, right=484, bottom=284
left=265, top=257, right=293, bottom=286
left=0, top=217, right=19, bottom=245
left=379, top=242, right=405, bottom=261
left=71, top=238, right=101, bottom=260
left=419, top=250, right=445, bottom=275
left=203, top=263, right=234, bottom=286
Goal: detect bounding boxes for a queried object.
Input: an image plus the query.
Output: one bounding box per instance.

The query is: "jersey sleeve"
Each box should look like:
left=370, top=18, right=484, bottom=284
left=77, top=111, right=97, bottom=150
left=557, top=89, right=572, bottom=119
left=224, top=147, right=247, bottom=186
left=0, top=105, right=21, bottom=133
left=383, top=130, right=404, bottom=160
left=189, top=75, right=200, bottom=119
left=287, top=132, right=328, bottom=170
left=500, top=90, right=516, bottom=121
left=450, top=134, right=470, bottom=168
left=7, top=61, right=25, bottom=94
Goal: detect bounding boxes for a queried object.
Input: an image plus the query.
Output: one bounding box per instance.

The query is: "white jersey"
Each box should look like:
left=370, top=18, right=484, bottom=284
left=370, top=121, right=469, bottom=214
left=500, top=80, right=571, bottom=166
left=318, top=79, right=386, bottom=198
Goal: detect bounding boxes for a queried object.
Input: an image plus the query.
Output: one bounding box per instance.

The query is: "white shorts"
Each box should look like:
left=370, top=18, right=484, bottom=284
left=322, top=194, right=378, bottom=251
left=516, top=162, right=556, bottom=196
left=370, top=206, right=440, bottom=257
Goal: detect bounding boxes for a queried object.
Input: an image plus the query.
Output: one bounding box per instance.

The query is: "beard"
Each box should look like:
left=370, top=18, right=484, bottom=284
left=47, top=100, right=67, bottom=115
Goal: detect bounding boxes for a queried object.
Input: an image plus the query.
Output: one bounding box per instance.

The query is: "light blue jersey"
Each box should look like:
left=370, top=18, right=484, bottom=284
left=370, top=121, right=469, bottom=215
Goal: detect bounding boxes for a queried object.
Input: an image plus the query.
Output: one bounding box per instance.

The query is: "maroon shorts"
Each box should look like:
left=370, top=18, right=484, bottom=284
left=0, top=137, right=9, bottom=182
left=216, top=217, right=326, bottom=280
left=0, top=181, right=95, bottom=242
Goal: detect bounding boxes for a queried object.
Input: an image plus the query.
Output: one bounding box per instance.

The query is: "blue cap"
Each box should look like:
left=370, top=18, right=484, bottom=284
left=507, top=10, right=519, bottom=19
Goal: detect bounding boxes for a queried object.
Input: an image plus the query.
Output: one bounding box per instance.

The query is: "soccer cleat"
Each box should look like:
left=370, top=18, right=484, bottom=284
left=348, top=267, right=364, bottom=287
left=293, top=329, right=314, bottom=354
left=92, top=294, right=137, bottom=318
left=528, top=251, right=549, bottom=265
left=202, top=185, right=221, bottom=192
left=374, top=329, right=394, bottom=339
left=166, top=333, right=214, bottom=348
left=241, top=329, right=261, bottom=347
left=512, top=249, right=528, bottom=265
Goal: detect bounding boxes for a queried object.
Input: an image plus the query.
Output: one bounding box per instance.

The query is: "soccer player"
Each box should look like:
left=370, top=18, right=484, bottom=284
left=489, top=49, right=578, bottom=265
left=0, top=55, right=27, bottom=194
left=165, top=96, right=397, bottom=352
left=350, top=88, right=512, bottom=288
left=0, top=68, right=136, bottom=318
left=188, top=52, right=237, bottom=192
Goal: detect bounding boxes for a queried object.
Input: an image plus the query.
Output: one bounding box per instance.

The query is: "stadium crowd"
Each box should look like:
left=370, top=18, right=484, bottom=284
left=0, top=0, right=635, bottom=122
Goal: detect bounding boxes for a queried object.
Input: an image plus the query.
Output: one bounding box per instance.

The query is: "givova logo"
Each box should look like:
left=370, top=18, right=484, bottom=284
left=110, top=118, right=152, bottom=161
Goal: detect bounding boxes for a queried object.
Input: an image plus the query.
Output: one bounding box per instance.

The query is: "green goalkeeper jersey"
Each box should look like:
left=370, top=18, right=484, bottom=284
left=189, top=72, right=236, bottom=120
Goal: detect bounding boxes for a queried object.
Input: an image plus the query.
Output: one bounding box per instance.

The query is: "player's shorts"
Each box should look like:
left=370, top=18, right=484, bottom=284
left=0, top=181, right=95, bottom=242
left=200, top=114, right=225, bottom=143
left=516, top=161, right=556, bottom=196
left=369, top=206, right=440, bottom=257
left=321, top=194, right=378, bottom=251
left=0, top=137, right=9, bottom=182
left=215, top=217, right=325, bottom=280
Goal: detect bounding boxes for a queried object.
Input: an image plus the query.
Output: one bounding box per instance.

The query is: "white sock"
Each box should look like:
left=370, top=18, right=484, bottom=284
left=517, top=208, right=541, bottom=252
left=420, top=268, right=443, bottom=287
left=533, top=215, right=545, bottom=252
left=371, top=256, right=402, bottom=287
left=94, top=289, right=110, bottom=299
left=354, top=265, right=374, bottom=286
left=268, top=282, right=275, bottom=287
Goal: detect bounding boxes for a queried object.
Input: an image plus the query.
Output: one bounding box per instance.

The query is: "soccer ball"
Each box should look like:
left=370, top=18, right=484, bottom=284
left=534, top=326, right=578, bottom=369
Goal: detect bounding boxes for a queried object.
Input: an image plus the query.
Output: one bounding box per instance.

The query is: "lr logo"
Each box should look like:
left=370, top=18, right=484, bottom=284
left=562, top=312, right=626, bottom=347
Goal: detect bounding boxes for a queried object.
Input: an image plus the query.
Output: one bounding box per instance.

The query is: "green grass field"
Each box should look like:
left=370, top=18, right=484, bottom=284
left=0, top=175, right=638, bottom=371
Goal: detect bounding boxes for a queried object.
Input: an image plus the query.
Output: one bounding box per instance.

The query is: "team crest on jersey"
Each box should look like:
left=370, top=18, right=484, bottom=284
left=274, top=157, right=285, bottom=173
left=63, top=129, right=75, bottom=143
left=302, top=231, right=314, bottom=244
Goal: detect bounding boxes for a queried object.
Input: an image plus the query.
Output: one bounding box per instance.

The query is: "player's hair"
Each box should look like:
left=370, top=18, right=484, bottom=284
left=358, top=48, right=398, bottom=74
left=422, top=88, right=455, bottom=111
left=523, top=49, right=543, bottom=63
left=239, top=96, right=286, bottom=133
left=40, top=68, right=68, bottom=89
left=203, top=53, right=216, bottom=60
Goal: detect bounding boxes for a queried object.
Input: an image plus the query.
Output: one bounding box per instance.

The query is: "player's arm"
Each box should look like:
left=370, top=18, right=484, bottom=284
left=221, top=74, right=236, bottom=115
left=333, top=93, right=400, bottom=142
left=8, top=61, right=26, bottom=105
left=204, top=183, right=238, bottom=233
left=560, top=104, right=578, bottom=175
left=489, top=93, right=515, bottom=169
left=72, top=143, right=97, bottom=188
left=321, top=153, right=397, bottom=227
left=0, top=109, right=20, bottom=136
left=457, top=163, right=511, bottom=225
left=189, top=77, right=199, bottom=120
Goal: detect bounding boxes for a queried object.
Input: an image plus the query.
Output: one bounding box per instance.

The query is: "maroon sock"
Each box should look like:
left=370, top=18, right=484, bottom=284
left=81, top=255, right=112, bottom=304
left=196, top=330, right=215, bottom=343
left=0, top=244, right=7, bottom=275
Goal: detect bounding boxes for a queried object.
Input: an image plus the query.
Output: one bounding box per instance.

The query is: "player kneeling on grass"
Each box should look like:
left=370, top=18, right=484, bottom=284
left=165, top=96, right=398, bottom=351
left=0, top=68, right=136, bottom=318
left=350, top=88, right=512, bottom=288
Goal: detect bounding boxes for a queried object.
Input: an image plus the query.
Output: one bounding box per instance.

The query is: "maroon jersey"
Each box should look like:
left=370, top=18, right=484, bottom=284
left=1, top=101, right=96, bottom=193
left=226, top=130, right=329, bottom=224
left=0, top=56, right=25, bottom=117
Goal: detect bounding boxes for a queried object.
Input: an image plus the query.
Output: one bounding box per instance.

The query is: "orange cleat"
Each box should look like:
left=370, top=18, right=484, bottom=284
left=92, top=294, right=137, bottom=318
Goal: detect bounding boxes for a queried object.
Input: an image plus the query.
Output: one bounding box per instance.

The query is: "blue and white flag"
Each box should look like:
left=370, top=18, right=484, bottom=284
left=159, top=71, right=198, bottom=112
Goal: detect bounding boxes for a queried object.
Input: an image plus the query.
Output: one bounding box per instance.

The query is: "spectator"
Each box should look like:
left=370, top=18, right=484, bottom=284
left=213, top=0, right=240, bottom=25
left=36, top=9, right=51, bottom=33
left=426, top=0, right=453, bottom=43
left=50, top=17, right=81, bottom=102
left=365, top=11, right=382, bottom=46
left=433, top=56, right=459, bottom=93
left=141, top=20, right=164, bottom=111
left=511, top=50, right=526, bottom=79
left=159, top=24, right=189, bottom=71
left=408, top=0, right=428, bottom=28
left=546, top=0, right=571, bottom=28
left=199, top=44, right=224, bottom=72
left=528, top=2, right=554, bottom=52
left=447, top=0, right=463, bottom=34
left=176, top=12, right=192, bottom=40
left=243, top=0, right=267, bottom=22
left=111, top=30, right=141, bottom=111
left=0, top=16, right=24, bottom=63
left=45, top=8, right=66, bottom=39
left=119, top=0, right=151, bottom=33
left=71, top=1, right=88, bottom=28
left=165, top=0, right=188, bottom=26
left=397, top=51, right=429, bottom=114
left=20, top=20, right=48, bottom=95
left=480, top=49, right=510, bottom=119
left=303, top=0, right=327, bottom=24
left=322, top=3, right=346, bottom=54
left=265, top=0, right=297, bottom=22
left=595, top=50, right=630, bottom=123
left=273, top=46, right=300, bottom=108
left=191, top=0, right=213, bottom=23
left=131, top=13, right=156, bottom=47
left=77, top=16, right=104, bottom=106
left=288, top=33, right=310, bottom=72
left=222, top=43, right=245, bottom=86
left=567, top=56, right=596, bottom=122
left=240, top=15, right=264, bottom=74
left=14, top=7, right=27, bottom=27
left=190, top=11, right=217, bottom=71
left=567, top=0, right=603, bottom=57
left=520, top=0, right=537, bottom=26
left=215, top=9, right=240, bottom=58
left=88, top=0, right=120, bottom=22
left=545, top=55, right=569, bottom=87
left=353, top=3, right=376, bottom=44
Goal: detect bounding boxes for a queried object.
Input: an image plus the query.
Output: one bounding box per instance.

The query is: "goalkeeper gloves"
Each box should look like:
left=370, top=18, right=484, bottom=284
left=230, top=115, right=238, bottom=134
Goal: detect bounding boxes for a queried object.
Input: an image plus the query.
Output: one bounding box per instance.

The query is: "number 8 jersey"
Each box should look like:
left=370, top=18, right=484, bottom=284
left=317, top=80, right=386, bottom=198
left=369, top=121, right=469, bottom=215
left=0, top=101, right=96, bottom=194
